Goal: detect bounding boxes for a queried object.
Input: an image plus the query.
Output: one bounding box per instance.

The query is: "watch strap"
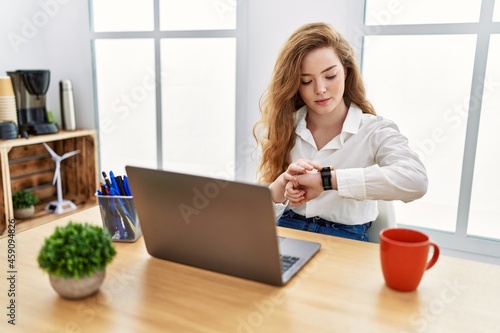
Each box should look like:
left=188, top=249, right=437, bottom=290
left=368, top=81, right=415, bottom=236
left=321, top=166, right=333, bottom=191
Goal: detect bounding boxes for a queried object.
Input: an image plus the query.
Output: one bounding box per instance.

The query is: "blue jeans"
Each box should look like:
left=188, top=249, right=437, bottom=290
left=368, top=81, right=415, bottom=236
left=277, top=210, right=372, bottom=242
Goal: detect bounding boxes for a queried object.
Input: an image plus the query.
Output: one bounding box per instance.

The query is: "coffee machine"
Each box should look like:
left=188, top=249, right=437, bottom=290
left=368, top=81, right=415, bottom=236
left=7, top=70, right=59, bottom=137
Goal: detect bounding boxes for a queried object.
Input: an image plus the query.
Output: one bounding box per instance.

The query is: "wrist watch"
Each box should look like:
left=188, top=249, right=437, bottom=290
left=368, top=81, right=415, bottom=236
left=320, top=166, right=334, bottom=191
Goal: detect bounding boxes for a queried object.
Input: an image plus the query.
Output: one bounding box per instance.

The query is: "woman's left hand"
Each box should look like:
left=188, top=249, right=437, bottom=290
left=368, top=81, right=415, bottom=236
left=285, top=171, right=324, bottom=206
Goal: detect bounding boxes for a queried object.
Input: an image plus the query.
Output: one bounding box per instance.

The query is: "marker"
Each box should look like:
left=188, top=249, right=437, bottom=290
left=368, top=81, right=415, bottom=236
left=102, top=171, right=112, bottom=193
left=115, top=176, right=127, bottom=196
left=100, top=182, right=109, bottom=195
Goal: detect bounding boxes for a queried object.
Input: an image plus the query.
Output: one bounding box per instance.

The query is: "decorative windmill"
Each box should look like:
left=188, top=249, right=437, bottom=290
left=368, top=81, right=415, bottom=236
left=43, top=142, right=80, bottom=214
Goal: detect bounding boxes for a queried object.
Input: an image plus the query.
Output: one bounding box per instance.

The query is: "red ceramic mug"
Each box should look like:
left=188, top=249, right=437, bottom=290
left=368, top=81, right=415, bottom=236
left=379, top=228, right=439, bottom=292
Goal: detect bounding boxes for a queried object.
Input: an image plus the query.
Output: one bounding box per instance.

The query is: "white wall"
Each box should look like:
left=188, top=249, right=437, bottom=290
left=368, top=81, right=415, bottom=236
left=0, top=0, right=95, bottom=130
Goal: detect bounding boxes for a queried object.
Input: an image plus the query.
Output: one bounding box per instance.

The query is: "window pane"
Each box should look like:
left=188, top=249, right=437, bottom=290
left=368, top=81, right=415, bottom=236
left=159, top=0, right=236, bottom=31
left=468, top=34, right=500, bottom=239
left=94, top=39, right=157, bottom=176
left=92, top=0, right=154, bottom=32
left=365, top=0, right=482, bottom=25
left=494, top=0, right=500, bottom=22
left=362, top=35, right=477, bottom=232
left=161, top=38, right=235, bottom=177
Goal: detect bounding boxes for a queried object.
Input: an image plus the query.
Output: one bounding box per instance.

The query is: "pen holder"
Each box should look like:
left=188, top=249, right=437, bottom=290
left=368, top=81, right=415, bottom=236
left=97, top=195, right=142, bottom=242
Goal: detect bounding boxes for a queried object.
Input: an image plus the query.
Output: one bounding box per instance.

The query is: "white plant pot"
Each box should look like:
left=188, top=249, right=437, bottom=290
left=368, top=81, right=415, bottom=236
left=49, top=270, right=106, bottom=299
left=14, top=206, right=34, bottom=219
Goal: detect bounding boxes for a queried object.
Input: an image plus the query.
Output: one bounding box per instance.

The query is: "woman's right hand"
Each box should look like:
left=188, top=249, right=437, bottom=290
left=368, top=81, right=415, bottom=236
left=284, top=159, right=322, bottom=179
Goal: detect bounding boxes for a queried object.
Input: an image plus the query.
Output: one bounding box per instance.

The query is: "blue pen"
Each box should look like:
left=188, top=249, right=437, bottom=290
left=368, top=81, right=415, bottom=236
left=123, top=175, right=132, bottom=196
left=116, top=206, right=136, bottom=235
left=109, top=194, right=126, bottom=239
left=109, top=171, right=121, bottom=196
left=112, top=200, right=133, bottom=227
left=110, top=187, right=136, bottom=230
left=116, top=175, right=136, bottom=225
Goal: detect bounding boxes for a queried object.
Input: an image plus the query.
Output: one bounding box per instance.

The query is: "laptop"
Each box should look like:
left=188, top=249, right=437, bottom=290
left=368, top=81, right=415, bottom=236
left=125, top=165, right=321, bottom=286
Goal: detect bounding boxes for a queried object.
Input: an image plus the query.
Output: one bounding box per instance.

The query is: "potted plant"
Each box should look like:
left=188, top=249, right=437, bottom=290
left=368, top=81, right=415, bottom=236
left=12, top=189, right=39, bottom=219
left=37, top=221, right=117, bottom=299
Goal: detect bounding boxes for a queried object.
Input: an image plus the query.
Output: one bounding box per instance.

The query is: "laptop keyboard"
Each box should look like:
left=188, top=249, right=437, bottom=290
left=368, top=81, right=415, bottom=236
left=280, top=255, right=300, bottom=273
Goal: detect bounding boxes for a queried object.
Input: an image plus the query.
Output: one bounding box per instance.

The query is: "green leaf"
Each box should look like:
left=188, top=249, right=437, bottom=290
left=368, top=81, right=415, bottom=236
left=37, top=221, right=116, bottom=279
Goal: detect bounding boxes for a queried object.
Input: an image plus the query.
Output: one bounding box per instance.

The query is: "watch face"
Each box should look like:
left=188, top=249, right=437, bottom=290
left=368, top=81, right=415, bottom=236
left=321, top=167, right=332, bottom=190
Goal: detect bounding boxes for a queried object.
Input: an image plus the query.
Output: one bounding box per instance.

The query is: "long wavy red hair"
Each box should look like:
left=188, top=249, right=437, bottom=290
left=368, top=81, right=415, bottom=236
left=253, top=22, right=376, bottom=184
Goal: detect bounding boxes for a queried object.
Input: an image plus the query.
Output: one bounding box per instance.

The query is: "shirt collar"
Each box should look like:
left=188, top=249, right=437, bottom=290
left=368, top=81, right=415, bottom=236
left=294, top=104, right=363, bottom=149
left=294, top=106, right=315, bottom=147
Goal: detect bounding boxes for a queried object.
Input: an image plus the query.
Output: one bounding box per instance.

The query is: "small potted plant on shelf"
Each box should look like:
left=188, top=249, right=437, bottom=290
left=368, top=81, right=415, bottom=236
left=12, top=189, right=39, bottom=219
left=37, top=221, right=117, bottom=299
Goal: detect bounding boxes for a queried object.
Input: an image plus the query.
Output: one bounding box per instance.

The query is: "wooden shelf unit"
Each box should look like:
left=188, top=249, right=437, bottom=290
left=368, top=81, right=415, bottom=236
left=0, top=129, right=99, bottom=234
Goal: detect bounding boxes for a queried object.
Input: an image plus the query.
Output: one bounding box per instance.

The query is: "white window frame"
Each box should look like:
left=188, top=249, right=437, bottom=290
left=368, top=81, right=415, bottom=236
left=89, top=0, right=247, bottom=177
left=362, top=0, right=500, bottom=263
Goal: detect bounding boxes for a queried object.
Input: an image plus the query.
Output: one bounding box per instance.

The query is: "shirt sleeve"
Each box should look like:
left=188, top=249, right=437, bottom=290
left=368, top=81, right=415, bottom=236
left=337, top=117, right=428, bottom=203
left=273, top=201, right=289, bottom=221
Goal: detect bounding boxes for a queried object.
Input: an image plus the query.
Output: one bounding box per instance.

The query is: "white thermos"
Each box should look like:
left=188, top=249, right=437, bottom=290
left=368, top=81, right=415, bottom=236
left=60, top=79, right=76, bottom=131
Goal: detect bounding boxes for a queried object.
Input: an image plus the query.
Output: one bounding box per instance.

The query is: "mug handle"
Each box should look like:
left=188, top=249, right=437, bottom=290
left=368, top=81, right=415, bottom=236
left=425, top=241, right=440, bottom=270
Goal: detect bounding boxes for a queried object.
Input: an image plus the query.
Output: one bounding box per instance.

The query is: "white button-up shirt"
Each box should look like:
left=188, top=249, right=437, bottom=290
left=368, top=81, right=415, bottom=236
left=274, top=104, right=428, bottom=225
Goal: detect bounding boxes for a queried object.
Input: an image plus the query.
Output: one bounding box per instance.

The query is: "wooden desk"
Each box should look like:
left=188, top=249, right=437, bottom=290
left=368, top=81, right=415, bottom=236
left=1, top=206, right=499, bottom=332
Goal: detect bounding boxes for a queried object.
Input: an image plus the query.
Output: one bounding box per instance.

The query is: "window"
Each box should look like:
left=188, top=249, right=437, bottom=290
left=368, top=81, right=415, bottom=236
left=364, top=0, right=482, bottom=25
left=363, top=0, right=500, bottom=260
left=90, top=0, right=240, bottom=178
left=160, top=38, right=236, bottom=175
left=468, top=34, right=500, bottom=240
left=93, top=38, right=157, bottom=171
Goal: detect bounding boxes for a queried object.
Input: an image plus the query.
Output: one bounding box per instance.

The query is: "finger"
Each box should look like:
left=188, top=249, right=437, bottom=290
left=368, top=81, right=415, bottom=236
left=284, top=184, right=304, bottom=202
left=286, top=192, right=305, bottom=202
left=297, top=159, right=322, bottom=172
left=309, top=161, right=323, bottom=170
left=287, top=164, right=306, bottom=175
left=285, top=180, right=302, bottom=192
left=283, top=173, right=297, bottom=182
left=286, top=191, right=304, bottom=200
left=290, top=199, right=305, bottom=207
left=288, top=197, right=305, bottom=205
left=296, top=159, right=313, bottom=169
left=305, top=161, right=322, bottom=171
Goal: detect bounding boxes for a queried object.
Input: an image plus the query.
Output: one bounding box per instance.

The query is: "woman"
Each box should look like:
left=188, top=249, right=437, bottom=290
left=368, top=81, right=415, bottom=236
left=253, top=22, right=428, bottom=241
